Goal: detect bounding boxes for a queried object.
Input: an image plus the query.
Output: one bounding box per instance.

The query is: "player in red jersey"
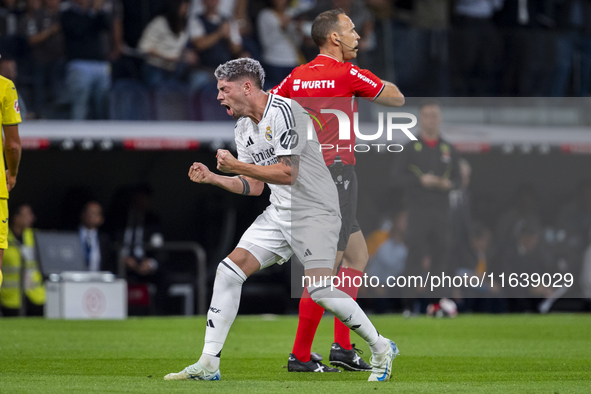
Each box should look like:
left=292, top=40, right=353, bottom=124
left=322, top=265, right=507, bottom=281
left=272, top=9, right=405, bottom=372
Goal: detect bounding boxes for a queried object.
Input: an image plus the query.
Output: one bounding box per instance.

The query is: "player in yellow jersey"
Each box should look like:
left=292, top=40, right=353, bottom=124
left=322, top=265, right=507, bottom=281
left=0, top=62, right=22, bottom=291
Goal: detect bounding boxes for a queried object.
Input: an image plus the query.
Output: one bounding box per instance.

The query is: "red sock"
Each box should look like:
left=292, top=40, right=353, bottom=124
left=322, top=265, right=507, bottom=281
left=292, top=288, right=325, bottom=362
left=334, top=266, right=363, bottom=350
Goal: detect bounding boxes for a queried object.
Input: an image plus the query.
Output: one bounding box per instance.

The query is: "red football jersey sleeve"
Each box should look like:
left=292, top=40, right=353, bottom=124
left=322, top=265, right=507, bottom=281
left=347, top=64, right=384, bottom=100
left=271, top=71, right=293, bottom=98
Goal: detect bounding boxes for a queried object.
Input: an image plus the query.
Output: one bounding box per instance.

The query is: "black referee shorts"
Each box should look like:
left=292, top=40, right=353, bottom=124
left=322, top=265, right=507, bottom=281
left=328, top=163, right=360, bottom=251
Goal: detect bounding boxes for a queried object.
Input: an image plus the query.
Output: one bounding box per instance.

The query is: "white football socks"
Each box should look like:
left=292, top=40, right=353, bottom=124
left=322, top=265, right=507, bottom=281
left=307, top=282, right=389, bottom=356
left=200, top=257, right=247, bottom=371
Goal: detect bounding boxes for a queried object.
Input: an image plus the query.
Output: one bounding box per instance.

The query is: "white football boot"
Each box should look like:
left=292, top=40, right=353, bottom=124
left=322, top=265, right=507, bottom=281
left=164, top=360, right=221, bottom=381
left=368, top=339, right=399, bottom=382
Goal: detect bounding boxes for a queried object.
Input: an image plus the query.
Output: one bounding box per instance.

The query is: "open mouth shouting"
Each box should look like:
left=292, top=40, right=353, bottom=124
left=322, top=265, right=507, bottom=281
left=221, top=103, right=232, bottom=116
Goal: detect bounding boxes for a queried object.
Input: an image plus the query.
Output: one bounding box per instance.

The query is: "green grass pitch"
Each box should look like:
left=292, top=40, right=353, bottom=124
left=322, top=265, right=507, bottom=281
left=1, top=314, right=590, bottom=393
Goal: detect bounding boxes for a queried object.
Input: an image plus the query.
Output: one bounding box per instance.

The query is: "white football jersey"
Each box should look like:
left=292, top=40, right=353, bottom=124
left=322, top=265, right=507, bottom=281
left=234, top=94, right=339, bottom=219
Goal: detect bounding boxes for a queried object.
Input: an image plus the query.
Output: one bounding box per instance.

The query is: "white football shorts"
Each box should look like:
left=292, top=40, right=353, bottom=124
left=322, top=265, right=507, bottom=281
left=237, top=206, right=340, bottom=270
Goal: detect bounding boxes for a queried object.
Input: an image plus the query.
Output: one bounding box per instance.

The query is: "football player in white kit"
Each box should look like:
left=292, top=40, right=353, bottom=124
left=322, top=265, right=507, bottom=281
left=164, top=58, right=398, bottom=382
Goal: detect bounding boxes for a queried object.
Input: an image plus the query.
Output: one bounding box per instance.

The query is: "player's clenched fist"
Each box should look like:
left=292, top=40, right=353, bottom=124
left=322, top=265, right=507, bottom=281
left=5, top=170, right=16, bottom=192
left=188, top=162, right=214, bottom=184
left=216, top=149, right=238, bottom=173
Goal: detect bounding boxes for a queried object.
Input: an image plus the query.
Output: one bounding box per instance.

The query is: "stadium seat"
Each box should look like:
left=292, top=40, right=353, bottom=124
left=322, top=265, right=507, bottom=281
left=127, top=283, right=152, bottom=306
left=153, top=81, right=191, bottom=121
left=109, top=79, right=151, bottom=120
left=167, top=284, right=194, bottom=316
left=127, top=283, right=157, bottom=316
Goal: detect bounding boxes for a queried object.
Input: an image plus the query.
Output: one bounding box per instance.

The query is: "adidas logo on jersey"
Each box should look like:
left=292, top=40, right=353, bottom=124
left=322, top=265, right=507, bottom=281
left=293, top=79, right=335, bottom=91
left=246, top=136, right=254, bottom=147
left=304, top=248, right=313, bottom=257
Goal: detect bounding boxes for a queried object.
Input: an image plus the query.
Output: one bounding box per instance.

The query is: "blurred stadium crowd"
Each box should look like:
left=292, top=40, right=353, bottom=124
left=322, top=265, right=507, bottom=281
left=0, top=0, right=590, bottom=120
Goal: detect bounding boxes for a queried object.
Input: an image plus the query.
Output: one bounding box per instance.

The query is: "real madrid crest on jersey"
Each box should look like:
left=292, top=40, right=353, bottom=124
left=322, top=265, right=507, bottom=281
left=265, top=126, right=273, bottom=141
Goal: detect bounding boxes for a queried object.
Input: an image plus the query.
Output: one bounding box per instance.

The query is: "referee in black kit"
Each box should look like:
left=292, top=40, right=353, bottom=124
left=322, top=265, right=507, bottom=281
left=394, top=101, right=461, bottom=312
